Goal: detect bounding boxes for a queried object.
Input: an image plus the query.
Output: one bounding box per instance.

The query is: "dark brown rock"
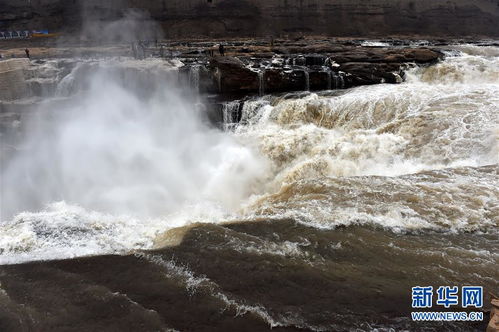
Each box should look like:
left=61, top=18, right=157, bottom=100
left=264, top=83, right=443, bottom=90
left=264, top=69, right=307, bottom=93
left=203, top=45, right=442, bottom=94
left=340, top=62, right=404, bottom=86
left=330, top=48, right=442, bottom=64
left=309, top=71, right=330, bottom=90
left=397, top=48, right=443, bottom=63
left=209, top=56, right=258, bottom=93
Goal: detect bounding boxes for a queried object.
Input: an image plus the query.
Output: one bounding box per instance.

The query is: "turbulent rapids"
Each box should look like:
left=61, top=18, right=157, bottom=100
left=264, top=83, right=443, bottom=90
left=232, top=46, right=499, bottom=233
left=0, top=44, right=498, bottom=331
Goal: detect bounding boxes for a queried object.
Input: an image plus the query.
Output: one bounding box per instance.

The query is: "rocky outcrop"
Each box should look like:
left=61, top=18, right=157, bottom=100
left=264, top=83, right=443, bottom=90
left=209, top=57, right=259, bottom=93
left=0, top=0, right=498, bottom=38
left=335, top=48, right=441, bottom=86
left=207, top=46, right=442, bottom=94
left=0, top=40, right=443, bottom=101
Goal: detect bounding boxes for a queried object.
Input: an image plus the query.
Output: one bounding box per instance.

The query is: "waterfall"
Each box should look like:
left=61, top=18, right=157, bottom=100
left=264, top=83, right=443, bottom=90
left=326, top=70, right=332, bottom=90
left=339, top=73, right=345, bottom=89
left=333, top=73, right=339, bottom=89
left=329, top=72, right=346, bottom=89
left=258, top=70, right=265, bottom=96
left=55, top=73, right=75, bottom=97
left=189, top=65, right=200, bottom=92
left=222, top=101, right=240, bottom=131
left=215, top=68, right=222, bottom=93
left=393, top=73, right=403, bottom=83
left=304, top=70, right=310, bottom=91
left=55, top=65, right=79, bottom=97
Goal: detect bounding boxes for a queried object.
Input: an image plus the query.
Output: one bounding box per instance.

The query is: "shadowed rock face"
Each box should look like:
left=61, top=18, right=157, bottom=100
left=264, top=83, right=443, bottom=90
left=208, top=47, right=442, bottom=94
left=1, top=0, right=498, bottom=37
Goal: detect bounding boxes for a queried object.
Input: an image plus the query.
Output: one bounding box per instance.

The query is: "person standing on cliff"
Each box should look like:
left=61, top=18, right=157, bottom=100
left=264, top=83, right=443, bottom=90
left=219, top=44, right=225, bottom=56
left=25, top=48, right=30, bottom=59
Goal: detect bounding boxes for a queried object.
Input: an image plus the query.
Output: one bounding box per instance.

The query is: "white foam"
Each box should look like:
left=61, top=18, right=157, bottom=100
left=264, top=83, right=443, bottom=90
left=360, top=41, right=390, bottom=47
left=235, top=50, right=499, bottom=182
left=137, top=253, right=327, bottom=331
left=1, top=47, right=498, bottom=264
left=0, top=58, right=268, bottom=264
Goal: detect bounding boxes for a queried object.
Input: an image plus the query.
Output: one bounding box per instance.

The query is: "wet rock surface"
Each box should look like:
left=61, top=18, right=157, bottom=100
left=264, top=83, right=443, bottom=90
left=209, top=56, right=259, bottom=94
left=0, top=37, right=444, bottom=99
left=197, top=40, right=444, bottom=95
left=0, top=38, right=457, bottom=137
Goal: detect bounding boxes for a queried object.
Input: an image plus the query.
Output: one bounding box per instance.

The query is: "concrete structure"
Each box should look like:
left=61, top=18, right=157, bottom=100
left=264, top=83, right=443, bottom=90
left=0, top=0, right=498, bottom=38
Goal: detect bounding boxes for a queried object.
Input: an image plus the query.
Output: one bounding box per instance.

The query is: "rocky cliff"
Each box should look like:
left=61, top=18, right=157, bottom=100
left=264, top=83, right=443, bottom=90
left=1, top=0, right=498, bottom=38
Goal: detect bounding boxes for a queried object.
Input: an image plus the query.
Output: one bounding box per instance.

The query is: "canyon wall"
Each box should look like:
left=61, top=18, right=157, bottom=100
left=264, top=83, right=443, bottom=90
left=1, top=0, right=498, bottom=38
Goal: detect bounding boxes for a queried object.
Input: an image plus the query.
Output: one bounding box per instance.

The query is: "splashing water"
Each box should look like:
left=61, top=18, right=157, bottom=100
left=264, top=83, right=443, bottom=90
left=0, top=59, right=268, bottom=264
left=258, top=70, right=265, bottom=96
left=233, top=47, right=499, bottom=232
left=1, top=46, right=498, bottom=264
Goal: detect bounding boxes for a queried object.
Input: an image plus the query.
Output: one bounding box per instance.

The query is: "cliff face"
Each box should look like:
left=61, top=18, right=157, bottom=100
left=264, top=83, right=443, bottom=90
left=1, top=0, right=498, bottom=37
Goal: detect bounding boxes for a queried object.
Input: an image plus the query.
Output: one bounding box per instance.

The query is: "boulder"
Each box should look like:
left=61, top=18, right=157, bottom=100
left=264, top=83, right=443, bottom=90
left=309, top=71, right=330, bottom=90
left=340, top=62, right=403, bottom=86
left=209, top=56, right=258, bottom=93
left=263, top=69, right=306, bottom=93
left=398, top=48, right=443, bottom=63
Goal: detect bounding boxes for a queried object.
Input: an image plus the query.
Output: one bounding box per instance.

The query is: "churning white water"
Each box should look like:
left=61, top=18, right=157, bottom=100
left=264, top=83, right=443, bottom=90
left=234, top=46, right=498, bottom=232
left=0, top=46, right=498, bottom=264
left=0, top=60, right=268, bottom=264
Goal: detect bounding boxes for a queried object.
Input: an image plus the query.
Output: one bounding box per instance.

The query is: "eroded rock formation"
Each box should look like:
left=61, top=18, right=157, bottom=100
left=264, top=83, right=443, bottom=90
left=207, top=46, right=442, bottom=94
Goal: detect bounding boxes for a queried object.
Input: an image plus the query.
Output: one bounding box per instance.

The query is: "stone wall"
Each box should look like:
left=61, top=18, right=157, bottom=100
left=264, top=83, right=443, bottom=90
left=0, top=0, right=498, bottom=37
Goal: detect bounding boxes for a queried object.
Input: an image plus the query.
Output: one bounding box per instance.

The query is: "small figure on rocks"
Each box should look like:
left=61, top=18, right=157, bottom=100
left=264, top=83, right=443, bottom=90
left=219, top=44, right=225, bottom=56
left=25, top=48, right=30, bottom=59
